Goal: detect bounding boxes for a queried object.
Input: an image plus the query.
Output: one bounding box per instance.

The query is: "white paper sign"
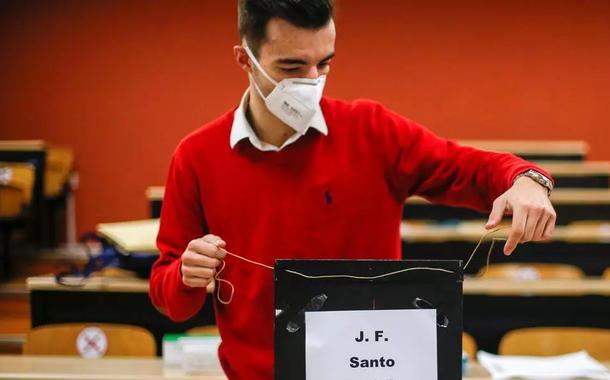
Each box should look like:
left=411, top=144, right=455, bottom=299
left=305, top=309, right=438, bottom=380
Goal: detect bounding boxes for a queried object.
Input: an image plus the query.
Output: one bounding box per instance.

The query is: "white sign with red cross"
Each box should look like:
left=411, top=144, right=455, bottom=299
left=76, top=327, right=108, bottom=358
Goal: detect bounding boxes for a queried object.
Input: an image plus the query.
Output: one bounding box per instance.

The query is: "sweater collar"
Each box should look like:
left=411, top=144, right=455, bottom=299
left=230, top=89, right=328, bottom=151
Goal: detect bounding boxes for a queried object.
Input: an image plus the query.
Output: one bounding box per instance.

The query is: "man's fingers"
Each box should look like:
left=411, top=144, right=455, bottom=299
left=182, top=276, right=212, bottom=288
left=522, top=206, right=544, bottom=242
left=542, top=210, right=557, bottom=240
left=531, top=212, right=550, bottom=241
left=504, top=206, right=526, bottom=255
left=203, top=234, right=226, bottom=248
left=188, top=238, right=227, bottom=259
left=182, top=265, right=215, bottom=280
left=183, top=253, right=222, bottom=269
left=181, top=234, right=228, bottom=288
left=486, top=197, right=507, bottom=229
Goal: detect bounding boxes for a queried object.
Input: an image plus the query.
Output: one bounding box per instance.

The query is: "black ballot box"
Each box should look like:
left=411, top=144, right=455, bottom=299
left=275, top=259, right=463, bottom=380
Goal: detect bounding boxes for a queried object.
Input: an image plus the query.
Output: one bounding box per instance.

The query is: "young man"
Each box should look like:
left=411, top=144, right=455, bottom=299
left=150, top=1, right=556, bottom=379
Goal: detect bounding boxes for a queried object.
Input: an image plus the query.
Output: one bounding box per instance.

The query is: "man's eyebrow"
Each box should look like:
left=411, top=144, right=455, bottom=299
left=319, top=52, right=335, bottom=62
left=276, top=58, right=307, bottom=65
left=275, top=52, right=335, bottom=65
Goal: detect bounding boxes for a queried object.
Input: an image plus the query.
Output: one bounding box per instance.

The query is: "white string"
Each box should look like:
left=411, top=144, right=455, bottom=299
left=463, top=227, right=509, bottom=270
left=214, top=226, right=510, bottom=305
left=284, top=267, right=455, bottom=280
left=214, top=260, right=234, bottom=305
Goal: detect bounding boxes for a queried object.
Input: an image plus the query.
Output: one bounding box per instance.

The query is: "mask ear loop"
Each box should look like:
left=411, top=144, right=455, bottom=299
left=244, top=44, right=282, bottom=102
left=244, top=45, right=278, bottom=86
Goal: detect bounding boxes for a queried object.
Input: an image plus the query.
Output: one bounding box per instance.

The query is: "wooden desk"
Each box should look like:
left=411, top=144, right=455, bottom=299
left=146, top=186, right=164, bottom=218
left=538, top=161, right=610, bottom=175
left=27, top=274, right=610, bottom=297
left=464, top=277, right=610, bottom=296
left=401, top=221, right=610, bottom=276
left=26, top=275, right=213, bottom=294
left=462, top=281, right=610, bottom=357
left=148, top=184, right=610, bottom=205
left=0, top=140, right=46, bottom=152
left=529, top=161, right=610, bottom=188
left=401, top=221, right=610, bottom=243
left=26, top=273, right=610, bottom=357
left=407, top=189, right=610, bottom=205
left=149, top=186, right=610, bottom=221
left=27, top=276, right=216, bottom=356
left=405, top=189, right=610, bottom=225
left=0, top=356, right=607, bottom=380
left=458, top=140, right=589, bottom=161
left=0, top=355, right=226, bottom=380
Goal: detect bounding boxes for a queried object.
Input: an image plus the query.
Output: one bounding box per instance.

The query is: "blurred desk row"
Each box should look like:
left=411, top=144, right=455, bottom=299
left=146, top=186, right=610, bottom=225
left=26, top=274, right=610, bottom=355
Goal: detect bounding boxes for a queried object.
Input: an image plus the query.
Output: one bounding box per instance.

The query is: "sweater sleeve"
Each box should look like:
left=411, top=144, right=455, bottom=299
left=370, top=102, right=553, bottom=212
left=149, top=143, right=208, bottom=322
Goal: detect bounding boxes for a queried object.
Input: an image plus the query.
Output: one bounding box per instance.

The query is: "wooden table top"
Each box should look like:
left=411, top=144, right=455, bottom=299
left=0, top=355, right=607, bottom=380
left=0, top=140, right=46, bottom=151
left=401, top=221, right=610, bottom=243
left=407, top=188, right=610, bottom=205
left=0, top=355, right=225, bottom=380
left=148, top=186, right=610, bottom=205
left=146, top=186, right=165, bottom=201
left=462, top=277, right=610, bottom=296
left=100, top=218, right=610, bottom=253
left=458, top=140, right=589, bottom=156
left=536, top=161, right=610, bottom=176
left=26, top=274, right=610, bottom=296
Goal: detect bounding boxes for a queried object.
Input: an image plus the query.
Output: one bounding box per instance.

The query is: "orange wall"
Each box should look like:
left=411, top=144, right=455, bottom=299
left=1, top=0, right=609, bottom=235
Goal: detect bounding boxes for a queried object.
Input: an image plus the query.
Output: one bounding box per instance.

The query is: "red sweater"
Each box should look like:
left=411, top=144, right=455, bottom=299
left=150, top=97, right=545, bottom=379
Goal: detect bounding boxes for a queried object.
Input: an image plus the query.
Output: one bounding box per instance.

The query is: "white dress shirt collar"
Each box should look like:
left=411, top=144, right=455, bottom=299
left=229, top=89, right=328, bottom=151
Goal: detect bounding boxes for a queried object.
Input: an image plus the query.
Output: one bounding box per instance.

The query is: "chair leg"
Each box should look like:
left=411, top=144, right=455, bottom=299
left=0, top=226, right=12, bottom=280
left=47, top=199, right=57, bottom=248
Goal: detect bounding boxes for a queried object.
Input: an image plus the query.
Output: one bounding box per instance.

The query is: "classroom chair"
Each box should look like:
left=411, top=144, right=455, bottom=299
left=477, top=263, right=585, bottom=280
left=499, top=327, right=610, bottom=361
left=23, top=323, right=156, bottom=357
left=0, top=162, right=35, bottom=278
left=462, top=332, right=477, bottom=361
left=603, top=267, right=610, bottom=279
left=44, top=146, right=74, bottom=199
left=0, top=162, right=35, bottom=218
left=44, top=146, right=75, bottom=247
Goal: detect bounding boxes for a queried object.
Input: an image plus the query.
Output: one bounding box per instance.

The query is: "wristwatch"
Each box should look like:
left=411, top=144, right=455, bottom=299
left=515, top=169, right=554, bottom=195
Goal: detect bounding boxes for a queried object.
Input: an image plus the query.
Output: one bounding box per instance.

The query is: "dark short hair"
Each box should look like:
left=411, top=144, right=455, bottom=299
left=238, top=0, right=335, bottom=57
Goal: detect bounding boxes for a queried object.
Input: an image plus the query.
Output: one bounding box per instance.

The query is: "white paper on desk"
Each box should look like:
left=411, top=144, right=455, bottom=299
left=305, top=309, right=437, bottom=380
left=478, top=351, right=610, bottom=379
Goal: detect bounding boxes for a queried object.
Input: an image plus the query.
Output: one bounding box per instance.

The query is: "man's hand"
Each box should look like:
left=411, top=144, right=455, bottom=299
left=486, top=176, right=556, bottom=255
left=181, top=234, right=227, bottom=287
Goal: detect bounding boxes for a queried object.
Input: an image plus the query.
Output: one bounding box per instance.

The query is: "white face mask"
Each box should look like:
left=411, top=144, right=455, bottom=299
left=245, top=45, right=326, bottom=134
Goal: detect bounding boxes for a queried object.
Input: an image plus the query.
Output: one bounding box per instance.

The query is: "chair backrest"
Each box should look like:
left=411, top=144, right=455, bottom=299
left=186, top=325, right=220, bottom=336
left=462, top=332, right=477, bottom=361
left=44, top=146, right=74, bottom=198
left=499, top=327, right=610, bottom=361
left=478, top=263, right=584, bottom=280
left=23, top=323, right=156, bottom=357
left=603, top=267, right=610, bottom=280
left=0, top=162, right=35, bottom=217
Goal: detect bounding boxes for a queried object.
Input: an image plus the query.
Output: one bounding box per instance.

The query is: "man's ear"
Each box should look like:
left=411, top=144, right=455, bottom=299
left=233, top=45, right=252, bottom=73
